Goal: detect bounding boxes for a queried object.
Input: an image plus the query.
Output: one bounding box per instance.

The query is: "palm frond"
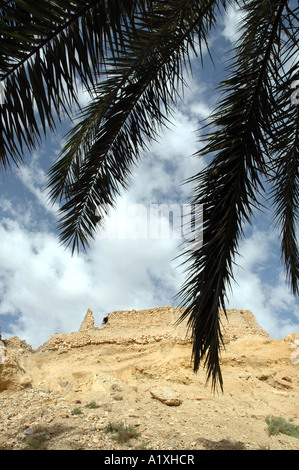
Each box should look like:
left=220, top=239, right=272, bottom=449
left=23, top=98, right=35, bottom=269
left=47, top=0, right=226, bottom=253
left=264, top=1, right=299, bottom=296
left=0, top=0, right=142, bottom=168
left=268, top=71, right=299, bottom=295
left=177, top=0, right=294, bottom=390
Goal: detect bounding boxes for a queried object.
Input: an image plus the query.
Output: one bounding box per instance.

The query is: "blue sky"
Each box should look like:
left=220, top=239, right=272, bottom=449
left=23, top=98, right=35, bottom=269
left=0, top=5, right=298, bottom=348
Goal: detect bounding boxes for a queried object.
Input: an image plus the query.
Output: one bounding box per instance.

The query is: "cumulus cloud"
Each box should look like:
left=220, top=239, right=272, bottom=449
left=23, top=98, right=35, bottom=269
left=227, top=228, right=299, bottom=338
left=17, top=153, right=60, bottom=217
left=0, top=83, right=208, bottom=348
left=0, top=44, right=298, bottom=350
left=0, top=197, right=185, bottom=348
left=221, top=3, right=247, bottom=44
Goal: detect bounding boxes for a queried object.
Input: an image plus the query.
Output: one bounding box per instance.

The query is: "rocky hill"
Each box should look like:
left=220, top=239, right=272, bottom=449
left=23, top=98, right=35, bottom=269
left=0, top=306, right=299, bottom=451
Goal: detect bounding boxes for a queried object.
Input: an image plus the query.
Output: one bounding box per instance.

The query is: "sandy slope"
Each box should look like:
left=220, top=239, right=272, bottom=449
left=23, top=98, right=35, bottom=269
left=0, top=306, right=298, bottom=450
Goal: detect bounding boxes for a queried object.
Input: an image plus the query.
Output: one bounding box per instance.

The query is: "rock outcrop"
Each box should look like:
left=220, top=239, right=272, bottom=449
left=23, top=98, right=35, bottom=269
left=0, top=306, right=298, bottom=450
left=78, top=308, right=95, bottom=332
left=150, top=386, right=182, bottom=406
left=0, top=336, right=32, bottom=391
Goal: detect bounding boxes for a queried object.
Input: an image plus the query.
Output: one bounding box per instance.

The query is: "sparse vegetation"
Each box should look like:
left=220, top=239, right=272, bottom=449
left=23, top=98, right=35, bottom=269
left=266, top=416, right=299, bottom=439
left=24, top=434, right=48, bottom=450
left=85, top=401, right=100, bottom=409
left=104, top=422, right=140, bottom=444
left=71, top=407, right=83, bottom=416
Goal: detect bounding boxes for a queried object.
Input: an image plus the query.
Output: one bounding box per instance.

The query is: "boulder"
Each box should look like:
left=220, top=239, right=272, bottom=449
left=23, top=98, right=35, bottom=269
left=150, top=386, right=182, bottom=406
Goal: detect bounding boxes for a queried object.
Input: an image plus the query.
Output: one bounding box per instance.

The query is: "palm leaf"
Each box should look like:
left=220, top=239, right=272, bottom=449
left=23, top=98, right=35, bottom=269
left=177, top=0, right=297, bottom=390
left=0, top=0, right=142, bottom=168
left=269, top=74, right=299, bottom=295
left=264, top=4, right=299, bottom=295
left=47, top=0, right=226, bottom=253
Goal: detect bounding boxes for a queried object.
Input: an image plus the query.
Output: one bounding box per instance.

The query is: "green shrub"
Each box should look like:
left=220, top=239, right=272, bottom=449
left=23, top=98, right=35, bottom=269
left=266, top=416, right=299, bottom=438
left=104, top=422, right=140, bottom=444
left=85, top=401, right=100, bottom=409
left=24, top=434, right=48, bottom=450
left=71, top=407, right=83, bottom=415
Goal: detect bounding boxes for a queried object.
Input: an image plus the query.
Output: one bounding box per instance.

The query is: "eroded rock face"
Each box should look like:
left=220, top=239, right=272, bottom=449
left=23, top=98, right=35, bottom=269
left=0, top=307, right=298, bottom=451
left=0, top=306, right=294, bottom=396
left=0, top=307, right=273, bottom=393
left=0, top=337, right=32, bottom=391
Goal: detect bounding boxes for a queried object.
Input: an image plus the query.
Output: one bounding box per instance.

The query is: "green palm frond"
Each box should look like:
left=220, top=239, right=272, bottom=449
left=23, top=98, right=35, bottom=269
left=269, top=70, right=299, bottom=296
left=0, top=0, right=142, bottom=168
left=177, top=0, right=298, bottom=390
left=47, top=0, right=226, bottom=253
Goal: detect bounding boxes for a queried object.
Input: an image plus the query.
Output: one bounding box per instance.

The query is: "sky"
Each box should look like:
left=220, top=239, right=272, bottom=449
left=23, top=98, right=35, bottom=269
left=0, top=5, right=298, bottom=349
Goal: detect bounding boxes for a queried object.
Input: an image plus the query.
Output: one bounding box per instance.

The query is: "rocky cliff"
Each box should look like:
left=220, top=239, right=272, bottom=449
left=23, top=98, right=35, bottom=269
left=0, top=306, right=299, bottom=450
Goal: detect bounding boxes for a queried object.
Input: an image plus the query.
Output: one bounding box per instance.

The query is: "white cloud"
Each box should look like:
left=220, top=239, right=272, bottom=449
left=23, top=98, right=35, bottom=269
left=2, top=186, right=297, bottom=350
left=0, top=192, right=184, bottom=348
left=0, top=93, right=204, bottom=348
left=17, top=152, right=60, bottom=217
left=227, top=229, right=299, bottom=339
left=130, top=106, right=208, bottom=205
left=221, top=4, right=247, bottom=44
left=1, top=53, right=298, bottom=351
